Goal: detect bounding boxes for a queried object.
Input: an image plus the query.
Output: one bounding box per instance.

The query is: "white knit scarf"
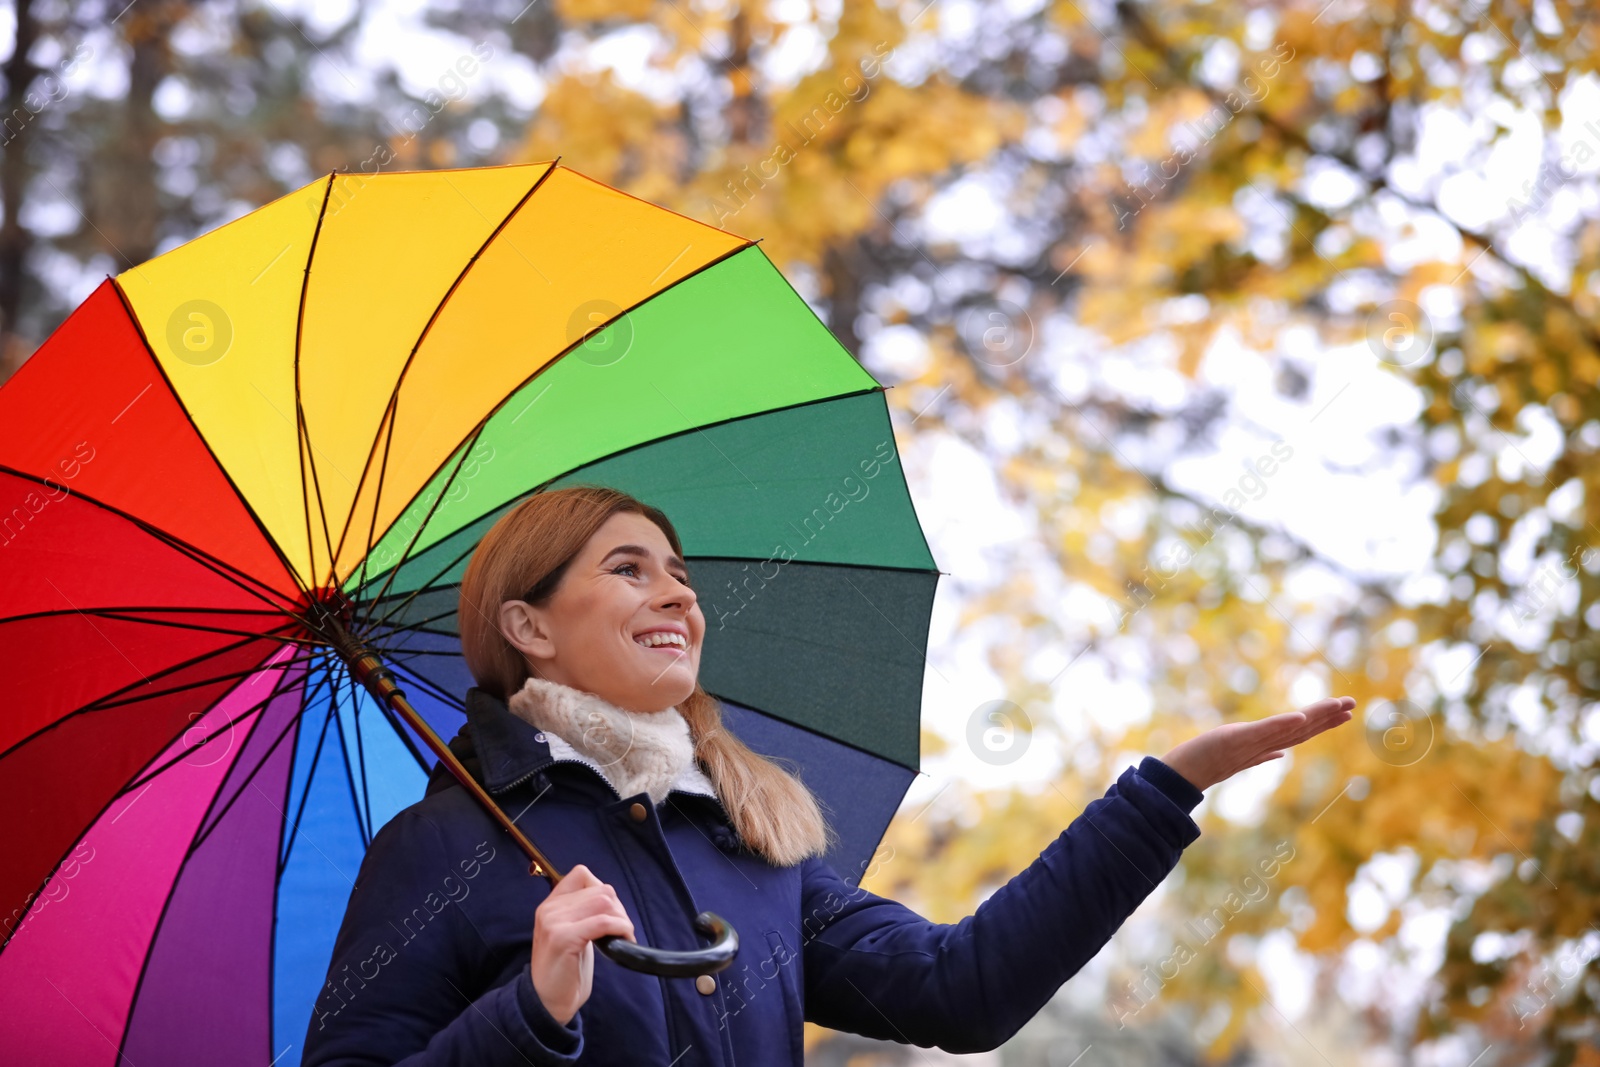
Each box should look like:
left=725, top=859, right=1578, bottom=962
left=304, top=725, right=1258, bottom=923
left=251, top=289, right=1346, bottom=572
left=505, top=675, right=707, bottom=804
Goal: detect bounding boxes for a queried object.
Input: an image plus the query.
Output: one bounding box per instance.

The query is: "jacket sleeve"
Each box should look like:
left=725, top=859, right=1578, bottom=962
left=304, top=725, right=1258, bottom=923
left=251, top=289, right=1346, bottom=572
left=800, top=757, right=1204, bottom=1054
left=299, top=806, right=583, bottom=1067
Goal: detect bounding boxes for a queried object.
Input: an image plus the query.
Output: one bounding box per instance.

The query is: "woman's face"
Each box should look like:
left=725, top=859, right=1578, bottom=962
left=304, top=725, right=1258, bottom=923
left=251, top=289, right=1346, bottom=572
left=497, top=511, right=704, bottom=713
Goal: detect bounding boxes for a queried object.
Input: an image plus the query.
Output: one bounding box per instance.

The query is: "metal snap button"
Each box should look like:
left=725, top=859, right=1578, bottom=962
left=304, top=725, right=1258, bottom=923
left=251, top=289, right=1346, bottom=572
left=629, top=802, right=648, bottom=822
left=534, top=731, right=546, bottom=743
left=695, top=974, right=716, bottom=995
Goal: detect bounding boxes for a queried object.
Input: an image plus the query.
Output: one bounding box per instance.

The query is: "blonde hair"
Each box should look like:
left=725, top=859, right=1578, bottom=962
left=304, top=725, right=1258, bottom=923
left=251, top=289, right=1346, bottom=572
left=458, top=485, right=834, bottom=867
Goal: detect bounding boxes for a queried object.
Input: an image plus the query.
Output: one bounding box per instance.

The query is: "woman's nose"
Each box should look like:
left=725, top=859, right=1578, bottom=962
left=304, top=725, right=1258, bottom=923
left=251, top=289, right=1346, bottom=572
left=653, top=576, right=696, bottom=610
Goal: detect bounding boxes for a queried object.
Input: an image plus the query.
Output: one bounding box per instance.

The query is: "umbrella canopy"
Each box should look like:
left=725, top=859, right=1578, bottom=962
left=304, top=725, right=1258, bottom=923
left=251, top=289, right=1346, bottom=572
left=0, top=162, right=939, bottom=1065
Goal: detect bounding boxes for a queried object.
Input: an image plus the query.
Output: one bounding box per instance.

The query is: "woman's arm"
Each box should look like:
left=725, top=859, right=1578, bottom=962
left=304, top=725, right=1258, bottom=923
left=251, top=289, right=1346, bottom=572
left=300, top=806, right=584, bottom=1067
left=799, top=697, right=1355, bottom=1053
left=800, top=756, right=1202, bottom=1054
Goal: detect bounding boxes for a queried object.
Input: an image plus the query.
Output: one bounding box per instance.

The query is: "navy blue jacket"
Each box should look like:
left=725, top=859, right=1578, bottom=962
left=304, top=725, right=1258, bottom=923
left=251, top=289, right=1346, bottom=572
left=300, top=688, right=1204, bottom=1065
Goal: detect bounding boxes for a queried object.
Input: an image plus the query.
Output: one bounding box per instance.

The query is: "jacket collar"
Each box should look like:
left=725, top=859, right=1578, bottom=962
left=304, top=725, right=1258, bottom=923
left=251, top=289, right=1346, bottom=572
left=458, top=686, right=720, bottom=805
left=464, top=685, right=554, bottom=794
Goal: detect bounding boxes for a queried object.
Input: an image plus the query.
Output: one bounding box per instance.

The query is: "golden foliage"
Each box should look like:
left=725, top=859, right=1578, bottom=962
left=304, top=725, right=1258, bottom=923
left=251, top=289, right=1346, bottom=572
left=506, top=0, right=1600, bottom=1057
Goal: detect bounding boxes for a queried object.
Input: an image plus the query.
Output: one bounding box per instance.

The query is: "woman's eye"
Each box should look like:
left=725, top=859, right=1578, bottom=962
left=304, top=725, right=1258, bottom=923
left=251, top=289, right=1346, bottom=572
left=611, top=562, right=691, bottom=587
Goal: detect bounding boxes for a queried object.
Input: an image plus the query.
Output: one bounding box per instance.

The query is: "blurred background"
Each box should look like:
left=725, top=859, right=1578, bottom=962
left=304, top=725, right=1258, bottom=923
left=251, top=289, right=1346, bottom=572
left=3, top=0, right=1598, bottom=1062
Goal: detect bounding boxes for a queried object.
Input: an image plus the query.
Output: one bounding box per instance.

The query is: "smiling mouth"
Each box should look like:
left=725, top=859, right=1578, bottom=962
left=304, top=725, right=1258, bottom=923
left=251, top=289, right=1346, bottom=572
left=634, top=633, right=689, bottom=652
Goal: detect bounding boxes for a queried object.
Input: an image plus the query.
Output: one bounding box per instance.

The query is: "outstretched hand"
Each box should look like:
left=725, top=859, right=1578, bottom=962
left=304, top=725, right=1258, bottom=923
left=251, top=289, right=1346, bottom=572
left=1160, top=696, right=1356, bottom=793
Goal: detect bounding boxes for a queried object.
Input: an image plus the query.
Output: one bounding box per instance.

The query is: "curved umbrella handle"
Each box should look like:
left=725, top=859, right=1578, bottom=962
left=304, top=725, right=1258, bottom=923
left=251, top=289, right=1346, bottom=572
left=596, top=910, right=740, bottom=977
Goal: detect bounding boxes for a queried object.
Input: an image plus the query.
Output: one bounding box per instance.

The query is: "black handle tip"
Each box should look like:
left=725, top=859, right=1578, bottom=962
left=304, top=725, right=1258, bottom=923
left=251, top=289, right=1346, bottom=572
left=595, top=911, right=739, bottom=978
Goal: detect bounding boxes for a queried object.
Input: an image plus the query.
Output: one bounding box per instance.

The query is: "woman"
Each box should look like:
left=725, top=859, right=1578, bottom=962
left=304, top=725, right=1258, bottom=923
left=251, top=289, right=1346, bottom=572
left=301, top=485, right=1352, bottom=1066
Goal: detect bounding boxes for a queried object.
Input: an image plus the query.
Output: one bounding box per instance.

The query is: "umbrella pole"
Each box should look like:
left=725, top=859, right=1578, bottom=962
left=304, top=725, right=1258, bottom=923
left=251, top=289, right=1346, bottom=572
left=324, top=616, right=741, bottom=978
left=326, top=618, right=563, bottom=883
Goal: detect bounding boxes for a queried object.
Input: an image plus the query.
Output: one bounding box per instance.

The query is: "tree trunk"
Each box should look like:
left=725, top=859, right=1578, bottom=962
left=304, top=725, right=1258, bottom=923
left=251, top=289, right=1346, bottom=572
left=0, top=0, right=41, bottom=382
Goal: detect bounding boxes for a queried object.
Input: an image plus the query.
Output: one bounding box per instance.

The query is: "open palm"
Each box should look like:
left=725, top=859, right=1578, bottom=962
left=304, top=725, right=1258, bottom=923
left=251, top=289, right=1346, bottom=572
left=1161, top=696, right=1356, bottom=793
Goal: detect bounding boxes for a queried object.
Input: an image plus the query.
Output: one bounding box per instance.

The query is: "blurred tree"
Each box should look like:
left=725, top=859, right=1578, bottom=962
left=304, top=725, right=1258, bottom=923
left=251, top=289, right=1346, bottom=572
left=0, top=0, right=557, bottom=378
left=4, top=0, right=1600, bottom=1061
left=495, top=0, right=1600, bottom=1057
left=841, top=0, right=1600, bottom=1060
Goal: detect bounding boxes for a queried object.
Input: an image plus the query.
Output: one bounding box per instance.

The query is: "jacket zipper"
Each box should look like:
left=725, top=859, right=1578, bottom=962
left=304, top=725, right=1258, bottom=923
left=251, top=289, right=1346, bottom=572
left=489, top=758, right=616, bottom=798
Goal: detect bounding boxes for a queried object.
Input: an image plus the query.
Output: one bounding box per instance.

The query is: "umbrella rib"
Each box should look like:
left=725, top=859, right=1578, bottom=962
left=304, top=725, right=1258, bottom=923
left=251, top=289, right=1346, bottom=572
left=93, top=616, right=314, bottom=645
left=263, top=659, right=339, bottom=868
left=0, top=633, right=290, bottom=764
left=0, top=605, right=288, bottom=628
left=345, top=664, right=395, bottom=834
left=366, top=626, right=456, bottom=645
left=0, top=463, right=305, bottom=615
left=379, top=662, right=472, bottom=762
left=362, top=650, right=467, bottom=691
left=278, top=657, right=341, bottom=878
left=371, top=646, right=471, bottom=661
left=81, top=612, right=318, bottom=647
left=0, top=646, right=302, bottom=958
left=81, top=650, right=299, bottom=714
left=111, top=658, right=305, bottom=1067
left=345, top=397, right=402, bottom=605
left=334, top=662, right=375, bottom=848
left=361, top=541, right=482, bottom=635
left=365, top=604, right=459, bottom=632
left=371, top=630, right=460, bottom=646
left=299, top=406, right=342, bottom=597
left=367, top=691, right=434, bottom=776
left=122, top=651, right=317, bottom=794
left=360, top=546, right=945, bottom=642
left=294, top=174, right=339, bottom=592
left=183, top=665, right=321, bottom=858
left=362, top=591, right=464, bottom=634
left=104, top=278, right=316, bottom=602
left=386, top=659, right=467, bottom=712
left=336, top=654, right=441, bottom=778
left=353, top=381, right=888, bottom=633
left=702, top=686, right=923, bottom=774
left=353, top=419, right=489, bottom=633
left=683, top=554, right=945, bottom=576
left=335, top=162, right=560, bottom=590
left=347, top=234, right=762, bottom=614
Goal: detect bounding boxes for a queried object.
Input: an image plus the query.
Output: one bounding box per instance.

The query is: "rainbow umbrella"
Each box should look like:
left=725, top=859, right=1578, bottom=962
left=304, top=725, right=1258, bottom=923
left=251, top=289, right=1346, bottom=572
left=0, top=162, right=938, bottom=1065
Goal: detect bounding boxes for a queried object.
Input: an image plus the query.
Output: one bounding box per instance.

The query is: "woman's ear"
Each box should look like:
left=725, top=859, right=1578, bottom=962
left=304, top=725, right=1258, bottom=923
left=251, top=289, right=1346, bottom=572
left=499, top=599, right=556, bottom=661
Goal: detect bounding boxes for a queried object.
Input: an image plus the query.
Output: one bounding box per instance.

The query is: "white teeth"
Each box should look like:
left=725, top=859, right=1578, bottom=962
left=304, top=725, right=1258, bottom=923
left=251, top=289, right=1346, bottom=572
left=635, top=632, right=687, bottom=649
